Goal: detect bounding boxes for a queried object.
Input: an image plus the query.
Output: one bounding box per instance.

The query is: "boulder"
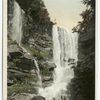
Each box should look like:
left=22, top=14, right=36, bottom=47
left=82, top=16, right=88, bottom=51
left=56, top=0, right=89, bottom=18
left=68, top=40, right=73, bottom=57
left=16, top=57, right=34, bottom=70
left=8, top=44, right=23, bottom=59
left=9, top=93, right=35, bottom=100
left=42, top=76, right=52, bottom=82
left=31, top=96, right=45, bottom=100
left=42, top=61, right=56, bottom=71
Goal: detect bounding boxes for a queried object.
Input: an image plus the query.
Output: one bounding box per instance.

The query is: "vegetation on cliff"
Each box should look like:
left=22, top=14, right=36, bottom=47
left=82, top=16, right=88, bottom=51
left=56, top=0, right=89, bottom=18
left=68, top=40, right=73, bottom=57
left=7, top=0, right=54, bottom=98
left=7, top=0, right=95, bottom=100
left=68, top=0, right=95, bottom=100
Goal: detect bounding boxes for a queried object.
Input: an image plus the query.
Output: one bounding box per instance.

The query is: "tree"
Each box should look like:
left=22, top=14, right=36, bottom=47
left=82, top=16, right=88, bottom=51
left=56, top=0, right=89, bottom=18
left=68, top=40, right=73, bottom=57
left=68, top=0, right=95, bottom=100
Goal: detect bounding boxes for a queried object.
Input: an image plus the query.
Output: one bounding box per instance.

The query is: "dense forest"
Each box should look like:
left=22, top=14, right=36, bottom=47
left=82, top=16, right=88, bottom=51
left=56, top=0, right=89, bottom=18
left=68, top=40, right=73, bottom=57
left=68, top=0, right=95, bottom=100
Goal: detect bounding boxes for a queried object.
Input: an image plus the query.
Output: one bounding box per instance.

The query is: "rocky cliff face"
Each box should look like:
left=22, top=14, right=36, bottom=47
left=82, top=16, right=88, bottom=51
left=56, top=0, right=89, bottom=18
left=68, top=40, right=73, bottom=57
left=67, top=0, right=95, bottom=100
left=7, top=0, right=54, bottom=99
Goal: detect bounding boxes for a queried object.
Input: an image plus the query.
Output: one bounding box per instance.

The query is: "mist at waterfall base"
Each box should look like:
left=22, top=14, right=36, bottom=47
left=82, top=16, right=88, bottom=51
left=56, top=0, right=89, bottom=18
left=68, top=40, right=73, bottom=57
left=39, top=26, right=78, bottom=100
left=10, top=1, right=78, bottom=100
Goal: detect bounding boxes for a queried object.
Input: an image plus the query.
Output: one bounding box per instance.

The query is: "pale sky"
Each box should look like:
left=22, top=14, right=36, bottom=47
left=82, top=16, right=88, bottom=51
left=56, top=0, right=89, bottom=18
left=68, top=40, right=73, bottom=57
left=43, top=0, right=86, bottom=32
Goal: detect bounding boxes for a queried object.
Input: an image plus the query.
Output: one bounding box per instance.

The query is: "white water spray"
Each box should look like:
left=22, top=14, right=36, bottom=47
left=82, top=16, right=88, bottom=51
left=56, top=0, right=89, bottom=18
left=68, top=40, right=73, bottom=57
left=33, top=59, right=42, bottom=87
left=10, top=1, right=78, bottom=99
left=10, top=0, right=42, bottom=87
left=11, top=0, right=23, bottom=44
left=39, top=26, right=78, bottom=100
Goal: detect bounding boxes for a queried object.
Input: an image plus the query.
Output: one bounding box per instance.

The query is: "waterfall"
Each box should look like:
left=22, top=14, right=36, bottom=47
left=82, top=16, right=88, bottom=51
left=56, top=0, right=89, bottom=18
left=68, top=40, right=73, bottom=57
left=11, top=0, right=29, bottom=54
left=11, top=0, right=23, bottom=44
left=39, top=26, right=78, bottom=100
left=10, top=0, right=42, bottom=88
left=33, top=59, right=42, bottom=88
left=10, top=1, right=78, bottom=99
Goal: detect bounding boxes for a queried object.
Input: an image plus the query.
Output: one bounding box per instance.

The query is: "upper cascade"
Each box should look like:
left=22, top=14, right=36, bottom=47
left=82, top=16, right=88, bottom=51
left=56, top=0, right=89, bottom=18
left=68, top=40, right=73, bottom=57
left=10, top=0, right=24, bottom=44
left=39, top=25, right=78, bottom=100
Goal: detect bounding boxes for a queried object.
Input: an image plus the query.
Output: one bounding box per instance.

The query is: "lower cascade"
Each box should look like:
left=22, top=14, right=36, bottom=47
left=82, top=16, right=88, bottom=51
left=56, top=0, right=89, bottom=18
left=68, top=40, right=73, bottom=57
left=10, top=0, right=43, bottom=89
left=10, top=1, right=78, bottom=100
left=39, top=26, right=78, bottom=100
left=33, top=59, right=42, bottom=88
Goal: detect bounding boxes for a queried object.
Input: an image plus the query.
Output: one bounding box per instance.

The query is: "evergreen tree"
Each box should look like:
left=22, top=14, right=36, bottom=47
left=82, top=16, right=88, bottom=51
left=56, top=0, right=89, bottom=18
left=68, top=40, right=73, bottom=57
left=68, top=0, right=95, bottom=100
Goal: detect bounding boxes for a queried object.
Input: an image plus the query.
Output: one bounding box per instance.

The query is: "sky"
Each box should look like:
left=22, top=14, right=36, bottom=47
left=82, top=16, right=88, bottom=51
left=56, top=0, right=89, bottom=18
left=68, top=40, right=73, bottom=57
left=43, top=0, right=86, bottom=32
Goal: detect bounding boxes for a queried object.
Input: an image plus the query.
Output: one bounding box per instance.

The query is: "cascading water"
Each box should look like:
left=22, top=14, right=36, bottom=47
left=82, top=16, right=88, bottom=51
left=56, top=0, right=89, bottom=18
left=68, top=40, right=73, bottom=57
left=33, top=59, right=42, bottom=88
left=10, top=1, right=78, bottom=99
left=11, top=0, right=23, bottom=44
left=10, top=0, right=29, bottom=53
left=10, top=0, right=42, bottom=88
left=39, top=26, right=78, bottom=100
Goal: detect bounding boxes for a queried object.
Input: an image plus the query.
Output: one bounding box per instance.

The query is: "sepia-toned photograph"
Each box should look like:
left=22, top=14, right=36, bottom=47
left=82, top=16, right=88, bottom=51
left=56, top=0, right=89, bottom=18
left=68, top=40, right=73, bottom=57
left=6, top=0, right=95, bottom=100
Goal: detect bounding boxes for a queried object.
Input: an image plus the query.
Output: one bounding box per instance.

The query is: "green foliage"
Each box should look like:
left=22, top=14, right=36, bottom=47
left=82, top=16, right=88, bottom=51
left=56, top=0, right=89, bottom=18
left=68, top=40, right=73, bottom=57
left=21, top=44, right=50, bottom=60
left=8, top=83, right=37, bottom=96
left=82, top=0, right=95, bottom=8
left=8, top=69, right=38, bottom=96
left=41, top=66, right=51, bottom=76
left=69, top=0, right=95, bottom=100
left=8, top=70, right=38, bottom=83
left=73, top=0, right=95, bottom=34
left=16, top=0, right=53, bottom=40
left=8, top=0, right=54, bottom=97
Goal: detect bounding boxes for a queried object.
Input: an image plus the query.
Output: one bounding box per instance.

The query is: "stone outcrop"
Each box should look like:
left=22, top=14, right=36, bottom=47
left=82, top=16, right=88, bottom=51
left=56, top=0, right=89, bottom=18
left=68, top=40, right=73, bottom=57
left=7, top=0, right=54, bottom=99
left=8, top=93, right=35, bottom=100
left=31, top=96, right=45, bottom=100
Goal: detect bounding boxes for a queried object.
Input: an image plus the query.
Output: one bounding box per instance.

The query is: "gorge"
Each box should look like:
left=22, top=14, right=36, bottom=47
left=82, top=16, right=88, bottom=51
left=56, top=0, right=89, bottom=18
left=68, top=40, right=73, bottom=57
left=7, top=0, right=95, bottom=100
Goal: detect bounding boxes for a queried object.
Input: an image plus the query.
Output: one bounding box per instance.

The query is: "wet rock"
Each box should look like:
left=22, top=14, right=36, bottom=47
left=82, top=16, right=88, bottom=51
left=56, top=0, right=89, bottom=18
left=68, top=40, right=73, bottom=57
left=8, top=0, right=53, bottom=97
left=9, top=93, right=35, bottom=100
left=48, top=63, right=56, bottom=71
left=42, top=61, right=56, bottom=71
left=9, top=52, right=23, bottom=59
left=31, top=96, right=45, bottom=100
left=8, top=44, right=21, bottom=53
left=49, top=66, right=56, bottom=71
left=23, top=53, right=33, bottom=59
left=68, top=58, right=75, bottom=63
left=42, top=81, right=53, bottom=88
left=42, top=76, right=52, bottom=82
left=7, top=79, right=14, bottom=86
left=8, top=44, right=23, bottom=59
left=28, top=38, right=35, bottom=45
left=16, top=57, right=34, bottom=70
